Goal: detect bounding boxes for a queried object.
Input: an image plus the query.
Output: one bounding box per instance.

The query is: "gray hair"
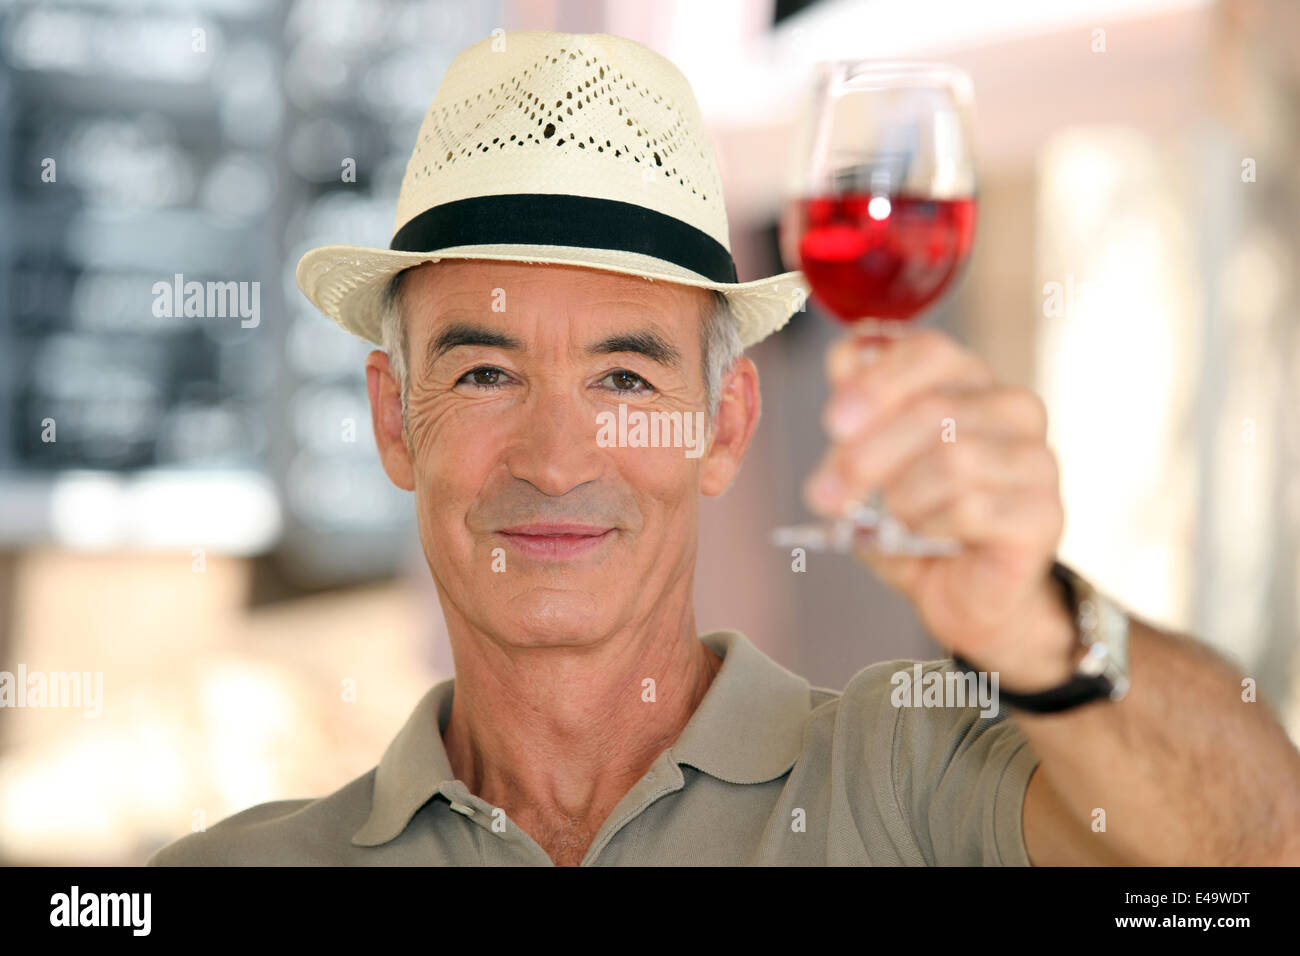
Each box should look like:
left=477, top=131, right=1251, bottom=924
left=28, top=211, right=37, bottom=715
left=379, top=268, right=743, bottom=431
left=380, top=270, right=411, bottom=433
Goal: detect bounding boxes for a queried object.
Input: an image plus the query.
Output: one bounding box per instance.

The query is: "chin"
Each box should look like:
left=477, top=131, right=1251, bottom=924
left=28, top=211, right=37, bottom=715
left=494, top=587, right=614, bottom=648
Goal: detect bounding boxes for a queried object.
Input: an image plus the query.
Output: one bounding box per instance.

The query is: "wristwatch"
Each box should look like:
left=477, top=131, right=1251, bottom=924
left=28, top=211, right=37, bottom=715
left=952, top=561, right=1131, bottom=714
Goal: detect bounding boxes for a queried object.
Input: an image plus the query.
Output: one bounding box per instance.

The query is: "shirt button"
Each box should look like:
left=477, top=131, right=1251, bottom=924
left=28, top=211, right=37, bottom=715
left=448, top=800, right=475, bottom=816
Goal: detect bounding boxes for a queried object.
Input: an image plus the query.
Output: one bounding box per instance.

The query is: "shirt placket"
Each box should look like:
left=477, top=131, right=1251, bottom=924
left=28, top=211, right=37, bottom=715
left=578, top=752, right=685, bottom=866
left=438, top=780, right=553, bottom=865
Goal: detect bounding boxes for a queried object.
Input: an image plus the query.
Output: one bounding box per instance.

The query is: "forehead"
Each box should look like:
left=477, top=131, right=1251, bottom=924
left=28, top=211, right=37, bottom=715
left=399, top=259, right=712, bottom=336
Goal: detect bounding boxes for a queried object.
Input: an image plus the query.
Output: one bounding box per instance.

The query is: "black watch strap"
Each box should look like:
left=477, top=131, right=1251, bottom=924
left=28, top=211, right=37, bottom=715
left=950, top=652, right=1112, bottom=713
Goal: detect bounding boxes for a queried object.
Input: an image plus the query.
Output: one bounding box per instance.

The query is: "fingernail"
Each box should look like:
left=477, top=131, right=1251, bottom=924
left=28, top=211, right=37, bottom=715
left=827, top=397, right=869, bottom=438
left=806, top=469, right=845, bottom=512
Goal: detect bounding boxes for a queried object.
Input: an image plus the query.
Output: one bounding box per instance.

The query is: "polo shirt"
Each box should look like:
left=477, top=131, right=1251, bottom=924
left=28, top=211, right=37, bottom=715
left=146, top=629, right=1040, bottom=866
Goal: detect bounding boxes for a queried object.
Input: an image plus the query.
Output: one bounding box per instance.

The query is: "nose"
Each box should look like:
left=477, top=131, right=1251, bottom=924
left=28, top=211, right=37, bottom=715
left=502, top=384, right=606, bottom=497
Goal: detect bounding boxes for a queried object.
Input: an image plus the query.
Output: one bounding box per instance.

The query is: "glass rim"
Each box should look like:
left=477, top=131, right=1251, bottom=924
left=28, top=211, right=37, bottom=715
left=815, top=58, right=968, bottom=73
left=814, top=59, right=973, bottom=92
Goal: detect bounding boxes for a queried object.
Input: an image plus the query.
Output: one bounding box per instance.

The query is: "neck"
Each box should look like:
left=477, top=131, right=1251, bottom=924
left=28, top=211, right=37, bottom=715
left=439, top=605, right=723, bottom=830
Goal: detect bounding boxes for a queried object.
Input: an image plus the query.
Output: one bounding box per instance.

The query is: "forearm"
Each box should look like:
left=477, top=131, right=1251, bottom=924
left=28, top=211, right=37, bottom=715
left=1014, top=618, right=1300, bottom=865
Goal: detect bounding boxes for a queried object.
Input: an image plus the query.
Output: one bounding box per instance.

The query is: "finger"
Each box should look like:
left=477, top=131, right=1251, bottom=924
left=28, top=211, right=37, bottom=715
left=882, top=438, right=1061, bottom=528
left=905, top=483, right=1065, bottom=551
left=955, top=385, right=1050, bottom=442
left=851, top=545, right=927, bottom=597
left=807, top=387, right=1050, bottom=513
left=825, top=327, right=905, bottom=382
left=824, top=328, right=995, bottom=440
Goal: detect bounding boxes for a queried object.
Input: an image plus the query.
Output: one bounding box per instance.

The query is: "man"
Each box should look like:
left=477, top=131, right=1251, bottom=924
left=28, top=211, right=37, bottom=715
left=149, top=30, right=1300, bottom=866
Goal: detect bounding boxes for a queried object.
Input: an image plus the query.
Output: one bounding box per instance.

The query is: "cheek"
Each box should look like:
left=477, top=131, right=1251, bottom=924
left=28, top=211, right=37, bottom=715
left=611, top=447, right=701, bottom=521
left=406, top=399, right=501, bottom=514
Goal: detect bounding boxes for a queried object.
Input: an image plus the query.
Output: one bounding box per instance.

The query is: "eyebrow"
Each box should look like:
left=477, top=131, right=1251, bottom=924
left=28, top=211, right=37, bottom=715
left=425, top=321, right=683, bottom=374
left=586, top=329, right=681, bottom=369
left=424, top=322, right=524, bottom=372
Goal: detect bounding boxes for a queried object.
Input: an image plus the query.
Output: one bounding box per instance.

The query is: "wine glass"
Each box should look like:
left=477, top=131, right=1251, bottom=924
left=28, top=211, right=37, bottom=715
left=772, top=60, right=978, bottom=557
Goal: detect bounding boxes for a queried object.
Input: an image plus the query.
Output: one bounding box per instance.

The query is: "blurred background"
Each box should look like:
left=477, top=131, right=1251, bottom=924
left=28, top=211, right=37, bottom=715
left=0, top=0, right=1296, bottom=864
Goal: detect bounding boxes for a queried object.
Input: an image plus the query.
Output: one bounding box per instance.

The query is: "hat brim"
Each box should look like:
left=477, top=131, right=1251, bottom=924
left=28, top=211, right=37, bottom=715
left=296, top=242, right=810, bottom=349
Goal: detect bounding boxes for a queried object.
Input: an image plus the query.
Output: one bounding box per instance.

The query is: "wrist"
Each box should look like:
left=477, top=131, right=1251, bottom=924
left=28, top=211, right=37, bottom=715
left=962, top=570, right=1083, bottom=693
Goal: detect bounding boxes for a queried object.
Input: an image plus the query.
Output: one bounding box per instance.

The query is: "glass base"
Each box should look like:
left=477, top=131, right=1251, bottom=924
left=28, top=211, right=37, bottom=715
left=771, top=498, right=962, bottom=557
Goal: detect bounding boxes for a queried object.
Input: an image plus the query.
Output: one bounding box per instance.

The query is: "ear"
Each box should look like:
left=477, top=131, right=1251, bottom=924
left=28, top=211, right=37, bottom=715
left=365, top=349, right=415, bottom=491
left=699, top=356, right=760, bottom=496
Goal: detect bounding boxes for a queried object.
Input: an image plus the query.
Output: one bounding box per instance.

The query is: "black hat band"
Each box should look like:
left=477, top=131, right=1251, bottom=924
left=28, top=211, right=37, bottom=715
left=389, top=193, right=739, bottom=284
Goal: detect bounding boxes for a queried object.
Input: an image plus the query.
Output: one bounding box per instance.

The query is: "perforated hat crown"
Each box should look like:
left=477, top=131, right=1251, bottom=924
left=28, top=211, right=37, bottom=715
left=296, top=30, right=808, bottom=347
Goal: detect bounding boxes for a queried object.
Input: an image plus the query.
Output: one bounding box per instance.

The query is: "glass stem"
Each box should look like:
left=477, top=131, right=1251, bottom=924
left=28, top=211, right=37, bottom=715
left=840, top=317, right=926, bottom=551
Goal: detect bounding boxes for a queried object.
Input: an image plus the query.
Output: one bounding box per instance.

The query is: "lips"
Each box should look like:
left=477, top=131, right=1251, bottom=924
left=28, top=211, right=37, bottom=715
left=495, top=523, right=615, bottom=560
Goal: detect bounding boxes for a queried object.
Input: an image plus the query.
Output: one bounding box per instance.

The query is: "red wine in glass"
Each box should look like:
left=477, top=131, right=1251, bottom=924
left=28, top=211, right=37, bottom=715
left=789, top=194, right=976, bottom=323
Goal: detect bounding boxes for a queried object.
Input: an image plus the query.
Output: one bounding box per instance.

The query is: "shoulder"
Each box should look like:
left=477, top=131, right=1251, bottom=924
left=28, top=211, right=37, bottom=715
left=145, top=769, right=377, bottom=866
left=806, top=658, right=940, bottom=732
left=807, top=655, right=1031, bottom=795
left=835, top=656, right=1010, bottom=719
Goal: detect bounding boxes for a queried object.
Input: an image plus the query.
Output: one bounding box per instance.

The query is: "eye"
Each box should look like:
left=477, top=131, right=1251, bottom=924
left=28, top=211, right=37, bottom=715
left=599, top=369, right=655, bottom=393
left=457, top=366, right=511, bottom=389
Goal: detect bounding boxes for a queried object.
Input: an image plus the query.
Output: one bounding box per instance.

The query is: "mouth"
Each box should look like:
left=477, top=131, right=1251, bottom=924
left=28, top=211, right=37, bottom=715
left=495, top=523, right=615, bottom=560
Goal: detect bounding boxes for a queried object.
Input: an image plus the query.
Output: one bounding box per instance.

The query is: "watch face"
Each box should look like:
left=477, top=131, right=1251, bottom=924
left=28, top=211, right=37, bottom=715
left=1049, top=563, right=1131, bottom=701
left=1088, top=593, right=1130, bottom=694
left=1062, top=564, right=1130, bottom=687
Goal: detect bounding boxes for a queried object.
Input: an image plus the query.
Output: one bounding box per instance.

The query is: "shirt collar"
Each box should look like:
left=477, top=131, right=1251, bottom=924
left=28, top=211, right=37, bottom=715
left=351, top=629, right=812, bottom=847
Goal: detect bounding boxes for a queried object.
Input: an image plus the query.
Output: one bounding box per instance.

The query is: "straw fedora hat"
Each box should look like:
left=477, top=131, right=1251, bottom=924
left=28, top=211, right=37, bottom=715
left=295, top=30, right=809, bottom=348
